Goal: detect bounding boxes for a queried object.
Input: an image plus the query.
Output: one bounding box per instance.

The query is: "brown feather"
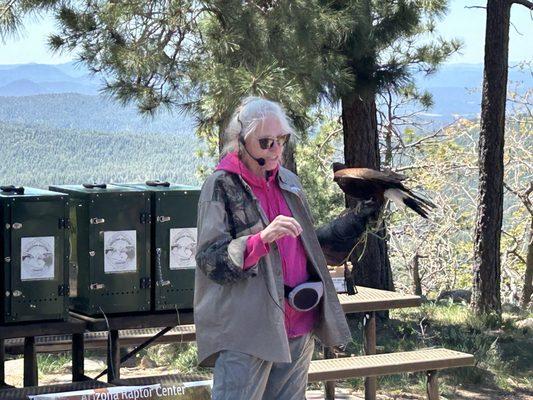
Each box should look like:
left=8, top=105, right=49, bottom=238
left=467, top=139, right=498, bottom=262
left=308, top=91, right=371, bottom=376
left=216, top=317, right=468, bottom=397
left=334, top=167, right=405, bottom=184
left=332, top=164, right=435, bottom=218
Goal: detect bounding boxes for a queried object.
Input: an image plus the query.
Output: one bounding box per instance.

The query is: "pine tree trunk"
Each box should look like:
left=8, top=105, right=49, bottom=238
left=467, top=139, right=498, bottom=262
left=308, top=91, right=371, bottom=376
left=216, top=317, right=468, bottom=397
left=521, top=217, right=533, bottom=309
left=471, top=0, right=510, bottom=316
left=282, top=140, right=298, bottom=174
left=341, top=91, right=394, bottom=291
left=412, top=254, right=423, bottom=297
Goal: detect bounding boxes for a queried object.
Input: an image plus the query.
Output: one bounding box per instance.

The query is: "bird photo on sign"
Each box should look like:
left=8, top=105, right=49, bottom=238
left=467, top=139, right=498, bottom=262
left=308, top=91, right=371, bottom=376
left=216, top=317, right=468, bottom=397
left=332, top=162, right=436, bottom=219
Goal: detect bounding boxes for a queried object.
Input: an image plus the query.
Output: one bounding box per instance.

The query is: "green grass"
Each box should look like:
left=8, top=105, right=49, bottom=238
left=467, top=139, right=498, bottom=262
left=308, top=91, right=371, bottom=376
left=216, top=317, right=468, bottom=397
left=37, top=353, right=72, bottom=375
left=336, top=303, right=533, bottom=396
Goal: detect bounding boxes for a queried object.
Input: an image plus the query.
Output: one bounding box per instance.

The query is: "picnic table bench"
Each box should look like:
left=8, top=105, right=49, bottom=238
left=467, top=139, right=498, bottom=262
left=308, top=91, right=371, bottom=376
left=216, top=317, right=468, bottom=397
left=0, top=380, right=112, bottom=400
left=310, top=348, right=474, bottom=400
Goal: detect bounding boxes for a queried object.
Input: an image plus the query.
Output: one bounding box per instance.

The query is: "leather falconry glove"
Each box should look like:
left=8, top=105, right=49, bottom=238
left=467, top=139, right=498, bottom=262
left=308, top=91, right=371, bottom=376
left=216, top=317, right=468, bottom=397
left=316, top=201, right=381, bottom=267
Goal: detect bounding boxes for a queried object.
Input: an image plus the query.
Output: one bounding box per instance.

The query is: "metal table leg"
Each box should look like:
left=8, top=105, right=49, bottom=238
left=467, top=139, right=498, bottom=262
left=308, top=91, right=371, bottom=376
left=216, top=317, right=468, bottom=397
left=72, top=333, right=85, bottom=382
left=324, top=346, right=336, bottom=400
left=0, top=339, right=5, bottom=386
left=364, top=312, right=376, bottom=400
left=0, top=339, right=12, bottom=388
left=107, top=330, right=120, bottom=382
left=426, top=370, right=440, bottom=399
left=23, top=336, right=38, bottom=387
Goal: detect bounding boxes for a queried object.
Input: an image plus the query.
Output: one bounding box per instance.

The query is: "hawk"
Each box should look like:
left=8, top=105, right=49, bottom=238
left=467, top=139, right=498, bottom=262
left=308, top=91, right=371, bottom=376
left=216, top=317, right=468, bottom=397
left=332, top=162, right=435, bottom=219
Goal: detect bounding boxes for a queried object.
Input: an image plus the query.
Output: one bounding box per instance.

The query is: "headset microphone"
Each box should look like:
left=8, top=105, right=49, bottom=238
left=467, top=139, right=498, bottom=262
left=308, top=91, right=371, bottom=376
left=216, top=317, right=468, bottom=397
left=239, top=136, right=265, bottom=166
left=254, top=155, right=266, bottom=167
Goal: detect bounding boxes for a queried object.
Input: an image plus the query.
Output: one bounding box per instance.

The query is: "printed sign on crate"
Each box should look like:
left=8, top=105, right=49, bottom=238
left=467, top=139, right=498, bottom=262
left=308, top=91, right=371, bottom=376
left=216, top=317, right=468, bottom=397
left=21, top=236, right=55, bottom=281
left=28, top=381, right=213, bottom=400
left=169, top=228, right=197, bottom=269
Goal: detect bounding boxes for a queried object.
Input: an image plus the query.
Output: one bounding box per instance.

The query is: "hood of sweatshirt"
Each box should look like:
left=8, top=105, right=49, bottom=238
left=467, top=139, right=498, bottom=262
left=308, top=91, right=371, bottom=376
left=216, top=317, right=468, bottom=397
left=215, top=151, right=279, bottom=189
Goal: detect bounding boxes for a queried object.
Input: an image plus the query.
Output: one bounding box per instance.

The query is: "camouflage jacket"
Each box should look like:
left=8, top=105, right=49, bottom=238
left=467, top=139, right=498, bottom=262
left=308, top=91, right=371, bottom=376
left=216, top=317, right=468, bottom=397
left=194, top=167, right=350, bottom=367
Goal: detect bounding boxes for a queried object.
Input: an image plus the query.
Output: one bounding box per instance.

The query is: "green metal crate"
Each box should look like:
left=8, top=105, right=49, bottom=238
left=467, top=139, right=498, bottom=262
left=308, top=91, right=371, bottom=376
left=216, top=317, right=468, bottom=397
left=116, top=181, right=200, bottom=311
left=48, top=183, right=151, bottom=315
left=0, top=186, right=69, bottom=323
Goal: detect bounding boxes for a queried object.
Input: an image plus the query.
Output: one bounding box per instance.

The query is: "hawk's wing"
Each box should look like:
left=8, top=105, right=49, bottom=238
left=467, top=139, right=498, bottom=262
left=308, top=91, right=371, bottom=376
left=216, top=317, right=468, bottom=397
left=334, top=167, right=406, bottom=188
left=332, top=164, right=435, bottom=218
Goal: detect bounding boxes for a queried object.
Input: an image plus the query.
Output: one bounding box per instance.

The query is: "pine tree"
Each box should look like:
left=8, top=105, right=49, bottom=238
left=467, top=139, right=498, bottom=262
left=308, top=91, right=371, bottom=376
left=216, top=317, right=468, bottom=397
left=0, top=0, right=59, bottom=41
left=471, top=0, right=533, bottom=318
left=5, top=0, right=459, bottom=289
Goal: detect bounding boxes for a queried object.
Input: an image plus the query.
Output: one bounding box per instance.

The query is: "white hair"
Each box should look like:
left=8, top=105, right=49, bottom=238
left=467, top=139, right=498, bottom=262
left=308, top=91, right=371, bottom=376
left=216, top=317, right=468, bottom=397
left=221, top=96, right=295, bottom=156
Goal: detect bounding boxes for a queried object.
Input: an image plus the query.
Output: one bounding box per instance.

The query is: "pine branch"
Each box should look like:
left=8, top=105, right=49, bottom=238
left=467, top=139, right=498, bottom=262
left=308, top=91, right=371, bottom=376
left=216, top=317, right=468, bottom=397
left=512, top=0, right=533, bottom=10
left=510, top=20, right=524, bottom=35
left=0, top=0, right=16, bottom=20
left=0, top=0, right=19, bottom=41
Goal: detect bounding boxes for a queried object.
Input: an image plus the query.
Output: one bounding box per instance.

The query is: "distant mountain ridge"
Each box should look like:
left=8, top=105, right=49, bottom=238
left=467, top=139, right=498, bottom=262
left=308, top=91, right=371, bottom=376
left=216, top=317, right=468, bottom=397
left=0, top=79, right=98, bottom=96
left=0, top=93, right=196, bottom=135
left=0, top=62, right=99, bottom=94
left=0, top=62, right=530, bottom=127
left=0, top=122, right=204, bottom=189
left=413, top=63, right=531, bottom=89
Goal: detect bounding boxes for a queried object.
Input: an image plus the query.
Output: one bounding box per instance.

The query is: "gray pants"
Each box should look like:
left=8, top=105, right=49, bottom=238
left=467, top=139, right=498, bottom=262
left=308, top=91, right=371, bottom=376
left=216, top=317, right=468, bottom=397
left=211, top=333, right=315, bottom=400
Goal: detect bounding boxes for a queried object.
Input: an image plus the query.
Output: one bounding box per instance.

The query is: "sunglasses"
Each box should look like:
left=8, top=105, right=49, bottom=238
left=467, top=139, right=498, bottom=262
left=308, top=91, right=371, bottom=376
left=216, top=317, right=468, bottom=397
left=257, top=134, right=291, bottom=150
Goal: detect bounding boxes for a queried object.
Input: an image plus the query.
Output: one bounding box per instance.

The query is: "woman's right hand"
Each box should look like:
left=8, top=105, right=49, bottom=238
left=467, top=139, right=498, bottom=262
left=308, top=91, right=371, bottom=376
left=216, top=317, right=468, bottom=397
left=260, top=215, right=303, bottom=244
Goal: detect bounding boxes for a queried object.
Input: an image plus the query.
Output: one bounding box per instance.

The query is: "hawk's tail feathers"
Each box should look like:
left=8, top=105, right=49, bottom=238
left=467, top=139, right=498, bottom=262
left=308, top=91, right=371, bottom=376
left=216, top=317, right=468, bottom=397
left=403, top=197, right=430, bottom=219
left=384, top=188, right=435, bottom=219
left=405, top=188, right=437, bottom=210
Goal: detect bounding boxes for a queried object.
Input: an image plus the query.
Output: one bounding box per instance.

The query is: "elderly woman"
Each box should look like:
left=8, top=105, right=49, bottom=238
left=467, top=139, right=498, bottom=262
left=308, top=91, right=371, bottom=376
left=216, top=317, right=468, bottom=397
left=194, top=97, right=378, bottom=400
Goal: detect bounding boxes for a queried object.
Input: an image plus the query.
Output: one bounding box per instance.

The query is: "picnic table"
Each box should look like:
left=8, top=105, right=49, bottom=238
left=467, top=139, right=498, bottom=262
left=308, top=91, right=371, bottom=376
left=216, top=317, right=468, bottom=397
left=0, top=286, right=473, bottom=400
left=0, top=287, right=419, bottom=391
left=69, top=286, right=421, bottom=399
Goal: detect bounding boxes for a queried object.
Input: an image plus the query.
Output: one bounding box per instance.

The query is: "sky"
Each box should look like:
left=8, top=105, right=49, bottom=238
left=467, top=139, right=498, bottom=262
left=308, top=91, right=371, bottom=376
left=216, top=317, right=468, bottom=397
left=0, top=0, right=531, bottom=65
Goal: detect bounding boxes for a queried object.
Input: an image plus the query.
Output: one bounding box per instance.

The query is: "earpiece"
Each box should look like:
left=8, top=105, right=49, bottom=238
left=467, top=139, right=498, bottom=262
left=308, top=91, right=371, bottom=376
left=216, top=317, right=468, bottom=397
left=239, top=133, right=265, bottom=166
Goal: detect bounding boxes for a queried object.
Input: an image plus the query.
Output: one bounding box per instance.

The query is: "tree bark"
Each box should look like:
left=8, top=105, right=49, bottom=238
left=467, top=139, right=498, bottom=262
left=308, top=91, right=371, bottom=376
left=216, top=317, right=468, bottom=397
left=471, top=0, right=510, bottom=316
left=521, top=217, right=533, bottom=309
left=282, top=140, right=298, bottom=174
left=341, top=91, right=393, bottom=291
left=412, top=253, right=423, bottom=296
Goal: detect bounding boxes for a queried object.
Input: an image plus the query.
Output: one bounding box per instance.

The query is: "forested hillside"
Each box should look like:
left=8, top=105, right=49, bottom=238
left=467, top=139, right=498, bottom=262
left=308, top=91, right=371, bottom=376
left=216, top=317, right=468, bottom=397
left=0, top=93, right=196, bottom=134
left=0, top=122, right=205, bottom=188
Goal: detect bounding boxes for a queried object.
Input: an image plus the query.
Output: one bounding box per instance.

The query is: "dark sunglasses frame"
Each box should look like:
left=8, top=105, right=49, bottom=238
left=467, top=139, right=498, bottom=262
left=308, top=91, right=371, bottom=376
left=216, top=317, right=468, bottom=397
left=258, top=134, right=291, bottom=150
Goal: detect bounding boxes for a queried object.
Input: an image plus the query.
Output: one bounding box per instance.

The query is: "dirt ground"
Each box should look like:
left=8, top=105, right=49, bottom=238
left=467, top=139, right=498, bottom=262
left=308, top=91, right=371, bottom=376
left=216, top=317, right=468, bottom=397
left=4, top=357, right=532, bottom=399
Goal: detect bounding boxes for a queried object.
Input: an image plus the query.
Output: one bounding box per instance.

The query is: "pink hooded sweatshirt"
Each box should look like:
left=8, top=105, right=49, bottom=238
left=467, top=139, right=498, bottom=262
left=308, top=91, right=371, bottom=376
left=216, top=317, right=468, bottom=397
left=216, top=152, right=318, bottom=338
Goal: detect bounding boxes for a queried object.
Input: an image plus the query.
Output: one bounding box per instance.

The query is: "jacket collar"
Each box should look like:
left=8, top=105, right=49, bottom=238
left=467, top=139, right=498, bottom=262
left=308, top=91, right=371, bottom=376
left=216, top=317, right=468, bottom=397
left=277, top=167, right=302, bottom=196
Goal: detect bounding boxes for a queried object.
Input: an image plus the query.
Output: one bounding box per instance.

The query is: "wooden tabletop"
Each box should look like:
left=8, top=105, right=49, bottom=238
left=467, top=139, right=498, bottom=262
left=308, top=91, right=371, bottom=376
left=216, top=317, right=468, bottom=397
left=0, top=317, right=86, bottom=339
left=69, top=310, right=194, bottom=332
left=0, top=287, right=419, bottom=339
left=72, top=287, right=418, bottom=331
left=339, top=286, right=421, bottom=314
